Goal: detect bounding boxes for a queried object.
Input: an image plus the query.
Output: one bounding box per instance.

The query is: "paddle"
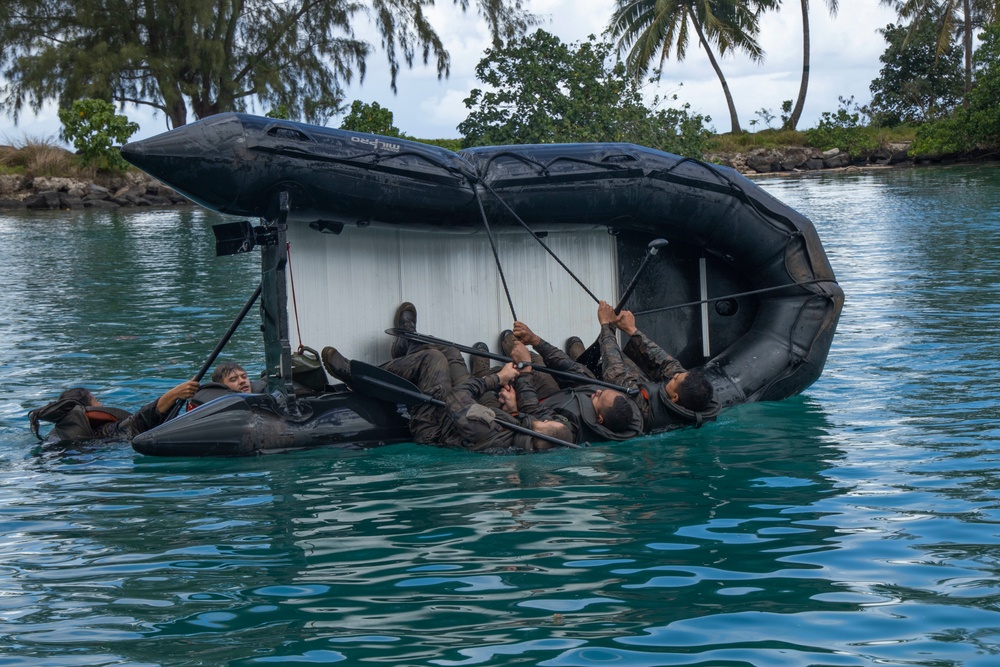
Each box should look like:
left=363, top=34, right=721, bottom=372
left=166, top=282, right=263, bottom=419
left=385, top=328, right=638, bottom=396
left=348, top=360, right=583, bottom=450
left=575, top=238, right=668, bottom=375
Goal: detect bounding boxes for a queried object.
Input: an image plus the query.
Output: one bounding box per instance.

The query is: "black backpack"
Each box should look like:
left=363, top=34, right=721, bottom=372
left=29, top=397, right=131, bottom=444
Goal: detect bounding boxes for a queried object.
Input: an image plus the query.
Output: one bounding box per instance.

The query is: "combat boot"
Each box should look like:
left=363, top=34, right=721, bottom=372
left=390, top=302, right=417, bottom=359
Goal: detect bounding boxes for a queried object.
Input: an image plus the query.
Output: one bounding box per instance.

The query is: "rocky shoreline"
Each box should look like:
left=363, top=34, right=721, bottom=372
left=707, top=143, right=913, bottom=174
left=0, top=172, right=192, bottom=211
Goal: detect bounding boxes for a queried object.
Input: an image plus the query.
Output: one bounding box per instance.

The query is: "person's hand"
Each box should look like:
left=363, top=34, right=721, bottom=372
left=512, top=321, right=541, bottom=347
left=497, top=362, right=519, bottom=385
left=509, top=340, right=532, bottom=372
left=498, top=384, right=518, bottom=413
left=597, top=300, right=617, bottom=326
left=617, top=309, right=638, bottom=336
left=169, top=379, right=200, bottom=401
left=157, top=379, right=200, bottom=414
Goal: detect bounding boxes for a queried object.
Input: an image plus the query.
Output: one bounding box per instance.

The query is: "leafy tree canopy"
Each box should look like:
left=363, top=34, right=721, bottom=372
left=458, top=30, right=711, bottom=158
left=0, top=0, right=535, bottom=129
left=58, top=98, right=138, bottom=170
left=340, top=100, right=402, bottom=137
left=868, top=19, right=964, bottom=125
left=911, top=21, right=1000, bottom=154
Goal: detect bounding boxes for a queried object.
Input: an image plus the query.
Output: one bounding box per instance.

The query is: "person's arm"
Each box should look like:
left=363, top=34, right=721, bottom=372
left=595, top=302, right=643, bottom=391
left=445, top=365, right=519, bottom=448
left=617, top=310, right=687, bottom=381
left=155, top=379, right=200, bottom=414
left=95, top=379, right=201, bottom=440
left=513, top=320, right=596, bottom=380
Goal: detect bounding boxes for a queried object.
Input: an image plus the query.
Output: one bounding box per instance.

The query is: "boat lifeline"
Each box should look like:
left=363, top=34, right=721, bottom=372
left=120, top=113, right=844, bottom=456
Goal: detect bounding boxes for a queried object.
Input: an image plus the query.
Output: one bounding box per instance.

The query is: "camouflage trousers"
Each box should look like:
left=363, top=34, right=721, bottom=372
left=382, top=343, right=499, bottom=444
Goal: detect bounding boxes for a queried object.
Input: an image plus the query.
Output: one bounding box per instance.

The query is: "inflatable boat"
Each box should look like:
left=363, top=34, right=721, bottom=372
left=121, top=112, right=844, bottom=456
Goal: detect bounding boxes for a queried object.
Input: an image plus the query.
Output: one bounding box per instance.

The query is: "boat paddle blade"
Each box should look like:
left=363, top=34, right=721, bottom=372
left=349, top=360, right=440, bottom=409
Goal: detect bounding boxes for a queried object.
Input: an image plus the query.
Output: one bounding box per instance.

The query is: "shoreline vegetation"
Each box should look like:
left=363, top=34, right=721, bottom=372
left=1, top=132, right=997, bottom=213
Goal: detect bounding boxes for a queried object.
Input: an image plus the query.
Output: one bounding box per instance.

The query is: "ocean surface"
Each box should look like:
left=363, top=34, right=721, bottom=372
left=1, top=164, right=999, bottom=666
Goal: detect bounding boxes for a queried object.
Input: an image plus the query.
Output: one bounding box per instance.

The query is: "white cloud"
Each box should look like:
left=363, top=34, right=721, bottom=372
left=1, top=0, right=902, bottom=144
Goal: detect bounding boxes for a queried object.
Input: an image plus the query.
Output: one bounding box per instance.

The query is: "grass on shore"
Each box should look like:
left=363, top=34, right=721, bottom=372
left=0, top=135, right=97, bottom=180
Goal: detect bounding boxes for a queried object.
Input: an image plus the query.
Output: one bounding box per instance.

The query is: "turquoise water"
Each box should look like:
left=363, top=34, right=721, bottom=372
left=2, top=165, right=999, bottom=666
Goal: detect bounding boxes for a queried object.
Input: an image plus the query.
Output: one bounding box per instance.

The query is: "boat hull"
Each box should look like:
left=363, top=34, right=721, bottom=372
left=130, top=390, right=411, bottom=457
left=122, top=113, right=844, bottom=455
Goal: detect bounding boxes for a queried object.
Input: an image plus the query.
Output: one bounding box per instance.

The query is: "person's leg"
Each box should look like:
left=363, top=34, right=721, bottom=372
left=382, top=348, right=450, bottom=443
left=526, top=352, right=561, bottom=399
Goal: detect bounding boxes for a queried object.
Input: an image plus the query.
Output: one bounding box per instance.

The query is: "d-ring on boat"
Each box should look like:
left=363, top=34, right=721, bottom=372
left=121, top=112, right=844, bottom=456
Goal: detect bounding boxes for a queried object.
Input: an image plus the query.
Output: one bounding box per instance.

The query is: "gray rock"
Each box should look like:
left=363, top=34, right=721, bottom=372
left=780, top=148, right=809, bottom=171
left=31, top=176, right=88, bottom=193
left=144, top=195, right=173, bottom=206
left=59, top=194, right=85, bottom=209
left=0, top=198, right=26, bottom=210
left=804, top=158, right=826, bottom=170
left=0, top=174, right=26, bottom=196
left=25, top=190, right=63, bottom=209
left=821, top=148, right=841, bottom=159
left=83, top=199, right=121, bottom=209
left=824, top=153, right=851, bottom=169
left=746, top=154, right=775, bottom=173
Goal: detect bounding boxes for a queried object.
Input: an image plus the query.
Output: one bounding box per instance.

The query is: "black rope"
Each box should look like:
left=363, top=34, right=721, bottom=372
left=476, top=179, right=601, bottom=304
left=473, top=188, right=518, bottom=321
left=634, top=278, right=836, bottom=316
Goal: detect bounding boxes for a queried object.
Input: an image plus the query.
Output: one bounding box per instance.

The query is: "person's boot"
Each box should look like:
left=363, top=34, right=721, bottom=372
left=390, top=302, right=417, bottom=359
left=499, top=329, right=517, bottom=357
left=565, top=336, right=586, bottom=361
left=469, top=342, right=492, bottom=377
left=321, top=347, right=352, bottom=384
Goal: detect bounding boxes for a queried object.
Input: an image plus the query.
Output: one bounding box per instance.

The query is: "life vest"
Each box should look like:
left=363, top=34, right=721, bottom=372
left=639, top=382, right=719, bottom=430
left=541, top=385, right=643, bottom=442
left=29, top=398, right=132, bottom=444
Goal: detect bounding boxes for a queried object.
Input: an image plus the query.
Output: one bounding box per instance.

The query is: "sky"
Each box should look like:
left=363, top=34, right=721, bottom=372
left=1, top=0, right=900, bottom=145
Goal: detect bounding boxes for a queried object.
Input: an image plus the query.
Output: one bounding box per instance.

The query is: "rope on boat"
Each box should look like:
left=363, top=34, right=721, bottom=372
left=634, top=278, right=837, bottom=316
left=286, top=242, right=305, bottom=351
left=475, top=178, right=601, bottom=304
left=472, top=189, right=518, bottom=321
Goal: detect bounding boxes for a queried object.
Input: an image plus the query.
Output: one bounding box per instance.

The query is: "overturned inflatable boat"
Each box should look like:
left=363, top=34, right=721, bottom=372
left=122, top=112, right=844, bottom=456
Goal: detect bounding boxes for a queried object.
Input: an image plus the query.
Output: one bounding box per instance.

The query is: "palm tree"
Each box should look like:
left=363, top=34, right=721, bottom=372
left=880, top=0, right=1000, bottom=104
left=607, top=0, right=777, bottom=134
left=785, top=0, right=840, bottom=130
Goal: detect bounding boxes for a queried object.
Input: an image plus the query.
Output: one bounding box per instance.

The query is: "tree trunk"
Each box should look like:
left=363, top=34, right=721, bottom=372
left=788, top=0, right=811, bottom=130
left=693, top=18, right=742, bottom=134
left=166, top=100, right=188, bottom=129
left=962, top=0, right=972, bottom=106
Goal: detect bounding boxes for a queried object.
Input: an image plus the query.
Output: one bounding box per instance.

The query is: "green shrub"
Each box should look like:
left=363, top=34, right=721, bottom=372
left=58, top=99, right=139, bottom=171
left=804, top=96, right=879, bottom=160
